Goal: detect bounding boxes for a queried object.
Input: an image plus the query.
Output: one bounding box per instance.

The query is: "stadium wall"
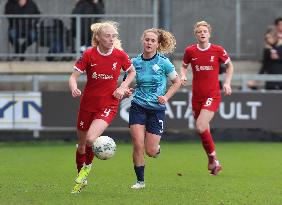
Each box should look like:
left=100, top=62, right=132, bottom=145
left=0, top=91, right=281, bottom=141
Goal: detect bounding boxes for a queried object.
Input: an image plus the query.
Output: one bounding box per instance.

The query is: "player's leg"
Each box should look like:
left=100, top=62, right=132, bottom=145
left=84, top=107, right=117, bottom=166
left=72, top=134, right=88, bottom=194
left=129, top=102, right=146, bottom=189
left=145, top=132, right=161, bottom=157
left=196, top=109, right=215, bottom=156
left=71, top=132, right=89, bottom=192
left=71, top=110, right=93, bottom=193
left=76, top=130, right=87, bottom=173
left=144, top=109, right=164, bottom=158
left=196, top=109, right=221, bottom=175
left=75, top=119, right=109, bottom=184
left=130, top=124, right=146, bottom=189
left=75, top=110, right=93, bottom=174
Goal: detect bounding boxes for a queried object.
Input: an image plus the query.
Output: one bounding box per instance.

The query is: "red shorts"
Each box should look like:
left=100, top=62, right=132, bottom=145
left=192, top=97, right=221, bottom=119
left=76, top=107, right=118, bottom=131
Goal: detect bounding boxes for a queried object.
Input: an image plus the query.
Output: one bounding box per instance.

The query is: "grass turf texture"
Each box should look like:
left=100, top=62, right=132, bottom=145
left=0, top=141, right=281, bottom=205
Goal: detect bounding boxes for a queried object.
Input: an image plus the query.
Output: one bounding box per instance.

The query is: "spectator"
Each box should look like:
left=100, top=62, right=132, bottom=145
left=71, top=0, right=105, bottom=52
left=38, top=18, right=67, bottom=61
left=274, top=17, right=282, bottom=45
left=260, top=28, right=282, bottom=90
left=4, top=0, right=40, bottom=60
left=248, top=26, right=282, bottom=90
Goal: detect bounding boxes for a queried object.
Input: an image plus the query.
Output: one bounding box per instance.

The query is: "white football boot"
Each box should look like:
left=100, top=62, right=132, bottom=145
left=131, top=181, right=145, bottom=189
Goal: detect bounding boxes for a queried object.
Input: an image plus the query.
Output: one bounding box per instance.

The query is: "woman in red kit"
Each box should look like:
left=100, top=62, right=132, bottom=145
left=180, top=21, right=234, bottom=176
left=69, top=21, right=136, bottom=193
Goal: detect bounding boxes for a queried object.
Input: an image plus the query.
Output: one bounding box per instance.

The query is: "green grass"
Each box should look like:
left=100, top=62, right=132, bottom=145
left=0, top=141, right=281, bottom=205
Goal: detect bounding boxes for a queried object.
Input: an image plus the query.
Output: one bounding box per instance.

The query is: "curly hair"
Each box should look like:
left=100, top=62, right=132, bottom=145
left=90, top=21, right=122, bottom=50
left=142, top=28, right=176, bottom=54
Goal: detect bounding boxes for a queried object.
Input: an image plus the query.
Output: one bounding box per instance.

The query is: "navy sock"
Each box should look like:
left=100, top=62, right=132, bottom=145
left=134, top=165, right=145, bottom=182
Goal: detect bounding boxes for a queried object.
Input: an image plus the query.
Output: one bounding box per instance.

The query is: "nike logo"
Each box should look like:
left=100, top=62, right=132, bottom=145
left=192, top=58, right=197, bottom=61
left=91, top=63, right=97, bottom=67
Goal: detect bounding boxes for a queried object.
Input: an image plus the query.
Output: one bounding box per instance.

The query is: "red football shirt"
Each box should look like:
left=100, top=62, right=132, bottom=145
left=182, top=43, right=230, bottom=100
left=74, top=47, right=132, bottom=112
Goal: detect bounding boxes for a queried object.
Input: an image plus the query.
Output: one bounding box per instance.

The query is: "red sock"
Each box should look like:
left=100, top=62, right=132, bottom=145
left=76, top=149, right=86, bottom=173
left=199, top=129, right=215, bottom=156
left=85, top=144, right=94, bottom=165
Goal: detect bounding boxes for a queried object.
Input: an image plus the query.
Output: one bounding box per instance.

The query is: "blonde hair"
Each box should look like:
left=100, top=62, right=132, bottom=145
left=90, top=21, right=122, bottom=50
left=194, top=21, right=212, bottom=35
left=142, top=28, right=176, bottom=54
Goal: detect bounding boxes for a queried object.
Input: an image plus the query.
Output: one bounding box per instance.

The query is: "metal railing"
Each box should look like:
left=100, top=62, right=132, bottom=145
left=0, top=12, right=158, bottom=60
left=0, top=74, right=282, bottom=92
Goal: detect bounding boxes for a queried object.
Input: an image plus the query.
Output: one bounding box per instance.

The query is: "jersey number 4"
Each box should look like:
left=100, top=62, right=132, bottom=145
left=101, top=108, right=111, bottom=118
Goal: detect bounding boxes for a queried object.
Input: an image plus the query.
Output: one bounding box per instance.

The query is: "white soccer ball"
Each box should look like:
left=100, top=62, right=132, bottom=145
left=92, top=136, right=116, bottom=160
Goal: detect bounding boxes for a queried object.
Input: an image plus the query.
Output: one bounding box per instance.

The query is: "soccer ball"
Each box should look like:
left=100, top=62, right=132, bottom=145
left=92, top=136, right=116, bottom=160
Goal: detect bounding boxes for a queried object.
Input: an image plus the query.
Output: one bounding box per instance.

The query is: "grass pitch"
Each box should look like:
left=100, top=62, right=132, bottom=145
left=0, top=141, right=281, bottom=205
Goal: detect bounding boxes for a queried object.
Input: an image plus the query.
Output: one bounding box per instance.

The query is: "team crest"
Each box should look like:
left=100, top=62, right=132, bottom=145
left=152, top=64, right=160, bottom=72
left=112, top=62, right=117, bottom=70
left=210, top=56, right=214, bottom=62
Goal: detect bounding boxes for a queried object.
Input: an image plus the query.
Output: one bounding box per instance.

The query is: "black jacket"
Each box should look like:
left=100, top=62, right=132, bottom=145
left=71, top=0, right=105, bottom=46
left=5, top=0, right=41, bottom=34
left=260, top=44, right=282, bottom=74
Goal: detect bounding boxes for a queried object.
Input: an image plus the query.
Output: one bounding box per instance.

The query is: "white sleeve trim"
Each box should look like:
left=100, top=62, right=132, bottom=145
left=74, top=66, right=84, bottom=73
left=224, top=58, right=231, bottom=64
left=124, top=64, right=133, bottom=72
left=167, top=70, right=178, bottom=80
left=182, top=61, right=189, bottom=66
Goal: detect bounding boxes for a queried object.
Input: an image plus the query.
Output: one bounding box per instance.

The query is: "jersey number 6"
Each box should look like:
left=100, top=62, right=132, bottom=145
left=204, top=98, right=213, bottom=107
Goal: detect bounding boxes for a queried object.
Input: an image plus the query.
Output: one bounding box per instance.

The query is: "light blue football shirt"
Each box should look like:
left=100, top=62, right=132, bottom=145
left=131, top=53, right=176, bottom=110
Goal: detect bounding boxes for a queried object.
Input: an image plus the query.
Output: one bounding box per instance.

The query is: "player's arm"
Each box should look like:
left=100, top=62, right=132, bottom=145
left=69, top=70, right=82, bottom=98
left=122, top=72, right=134, bottom=98
left=158, top=72, right=181, bottom=104
left=223, top=61, right=234, bottom=96
left=113, top=65, right=136, bottom=99
left=180, top=62, right=189, bottom=85
left=120, top=65, right=136, bottom=88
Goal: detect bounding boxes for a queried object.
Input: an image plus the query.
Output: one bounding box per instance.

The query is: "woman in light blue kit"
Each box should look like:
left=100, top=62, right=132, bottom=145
left=128, top=28, right=181, bottom=189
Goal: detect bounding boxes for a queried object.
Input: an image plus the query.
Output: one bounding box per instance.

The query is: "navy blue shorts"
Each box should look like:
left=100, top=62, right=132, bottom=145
left=129, top=102, right=165, bottom=136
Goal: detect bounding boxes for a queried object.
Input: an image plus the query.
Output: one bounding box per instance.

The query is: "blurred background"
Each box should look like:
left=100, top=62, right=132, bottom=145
left=0, top=0, right=282, bottom=141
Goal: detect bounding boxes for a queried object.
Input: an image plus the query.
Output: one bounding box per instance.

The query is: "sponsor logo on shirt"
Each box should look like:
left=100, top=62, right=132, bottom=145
left=192, top=58, right=197, bottom=61
left=195, top=65, right=214, bottom=71
left=92, top=72, right=113, bottom=80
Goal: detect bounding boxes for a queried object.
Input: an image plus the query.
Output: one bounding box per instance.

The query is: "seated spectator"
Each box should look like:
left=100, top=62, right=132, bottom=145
left=5, top=0, right=41, bottom=61
left=38, top=18, right=67, bottom=61
left=71, top=0, right=105, bottom=52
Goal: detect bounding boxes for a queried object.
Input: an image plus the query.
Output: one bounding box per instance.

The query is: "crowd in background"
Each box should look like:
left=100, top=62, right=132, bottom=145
left=4, top=0, right=105, bottom=61
left=3, top=0, right=282, bottom=90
